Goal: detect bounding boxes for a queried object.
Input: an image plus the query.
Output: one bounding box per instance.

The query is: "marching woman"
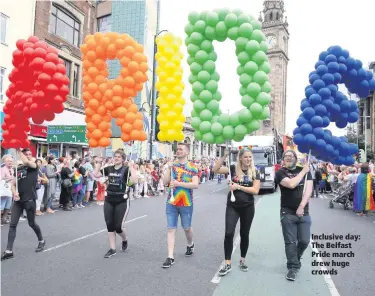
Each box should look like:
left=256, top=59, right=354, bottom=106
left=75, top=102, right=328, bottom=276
left=94, top=150, right=138, bottom=258
left=212, top=147, right=260, bottom=276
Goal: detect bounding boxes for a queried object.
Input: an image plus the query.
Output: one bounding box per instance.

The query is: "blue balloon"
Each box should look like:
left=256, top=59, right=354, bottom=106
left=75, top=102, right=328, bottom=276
left=313, top=127, right=325, bottom=139
left=333, top=73, right=342, bottom=83
left=341, top=49, right=349, bottom=58
left=304, top=134, right=317, bottom=146
left=298, top=144, right=310, bottom=154
left=329, top=45, right=343, bottom=57
left=358, top=89, right=370, bottom=99
left=309, top=94, right=322, bottom=105
left=319, top=51, right=329, bottom=61
left=333, top=149, right=340, bottom=158
left=338, top=63, right=347, bottom=74
left=305, top=87, right=317, bottom=98
left=309, top=74, right=321, bottom=84
left=325, top=54, right=337, bottom=63
left=340, top=100, right=351, bottom=112
left=316, top=138, right=326, bottom=149
left=330, top=103, right=341, bottom=115
left=326, top=144, right=335, bottom=155
left=338, top=56, right=346, bottom=63
left=316, top=65, right=329, bottom=76
left=359, top=79, right=370, bottom=89
left=335, top=119, right=347, bottom=128
left=369, top=79, right=375, bottom=90
left=340, top=142, right=349, bottom=155
left=357, top=68, right=367, bottom=79
left=347, top=112, right=359, bottom=123
left=323, top=132, right=332, bottom=144
left=293, top=127, right=301, bottom=135
left=322, top=73, right=335, bottom=84
left=310, top=116, right=324, bottom=128
left=293, top=133, right=304, bottom=146
left=300, top=99, right=311, bottom=111
left=366, top=70, right=373, bottom=80
left=348, top=143, right=358, bottom=154
left=322, top=116, right=330, bottom=127
left=345, top=57, right=356, bottom=70
left=348, top=69, right=358, bottom=78
left=303, top=107, right=315, bottom=119
left=314, top=104, right=327, bottom=117
left=355, top=59, right=363, bottom=70
left=313, top=79, right=325, bottom=90
left=349, top=100, right=358, bottom=111
left=331, top=136, right=341, bottom=148
left=322, top=99, right=333, bottom=110
left=327, top=62, right=340, bottom=73
left=296, top=116, right=309, bottom=127
left=327, top=84, right=338, bottom=96
left=300, top=123, right=313, bottom=135
left=315, top=61, right=326, bottom=69
left=318, top=87, right=331, bottom=99
left=339, top=136, right=348, bottom=143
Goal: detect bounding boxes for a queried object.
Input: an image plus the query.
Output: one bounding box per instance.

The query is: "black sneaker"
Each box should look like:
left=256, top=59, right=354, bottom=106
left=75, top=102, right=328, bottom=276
left=185, top=243, right=195, bottom=256
left=239, top=260, right=248, bottom=272
left=219, top=264, right=232, bottom=276
left=36, top=240, right=46, bottom=252
left=162, top=257, right=175, bottom=268
left=1, top=251, right=14, bottom=261
left=122, top=240, right=128, bottom=252
left=286, top=269, right=297, bottom=281
left=104, top=249, right=116, bottom=258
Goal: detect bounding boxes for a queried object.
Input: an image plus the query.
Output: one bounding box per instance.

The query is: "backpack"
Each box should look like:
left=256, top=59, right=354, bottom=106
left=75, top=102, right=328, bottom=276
left=107, top=166, right=127, bottom=194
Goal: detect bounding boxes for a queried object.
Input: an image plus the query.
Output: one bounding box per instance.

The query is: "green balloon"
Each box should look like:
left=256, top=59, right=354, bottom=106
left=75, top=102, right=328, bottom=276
left=239, top=73, right=252, bottom=86
left=224, top=13, right=238, bottom=28
left=237, top=14, right=250, bottom=26
left=211, top=72, right=220, bottom=81
left=188, top=11, right=200, bottom=25
left=206, top=100, right=220, bottom=113
left=256, top=92, right=271, bottom=106
left=215, top=135, right=225, bottom=144
left=250, top=102, right=263, bottom=116
left=194, top=20, right=206, bottom=34
left=235, top=37, right=249, bottom=51
left=222, top=125, right=234, bottom=140
left=191, top=92, right=199, bottom=102
left=200, top=11, right=208, bottom=22
left=233, top=134, right=245, bottom=142
left=187, top=44, right=200, bottom=56
left=259, top=41, right=269, bottom=53
left=235, top=124, right=247, bottom=137
left=216, top=34, right=227, bottom=42
left=201, top=40, right=213, bottom=53
left=252, top=51, right=267, bottom=65
left=187, top=56, right=195, bottom=65
left=205, top=80, right=218, bottom=93
left=261, top=81, right=272, bottom=93
left=199, top=121, right=211, bottom=133
left=199, top=90, right=212, bottom=103
left=184, top=23, right=195, bottom=36
left=251, top=30, right=265, bottom=43
left=208, top=51, right=217, bottom=61
left=197, top=70, right=211, bottom=84
left=218, top=113, right=230, bottom=126
left=203, top=133, right=215, bottom=144
left=211, top=122, right=224, bottom=136
left=245, top=40, right=260, bottom=55
left=195, top=50, right=209, bottom=64
left=216, top=8, right=230, bottom=21
left=188, top=74, right=197, bottom=84
left=216, top=21, right=228, bottom=36
left=203, top=60, right=216, bottom=73
left=250, top=19, right=262, bottom=30
left=193, top=99, right=205, bottom=112
left=232, top=9, right=244, bottom=16
left=259, top=62, right=271, bottom=74
left=253, top=71, right=268, bottom=85
left=258, top=106, right=270, bottom=120
left=238, top=23, right=253, bottom=38
left=191, top=117, right=201, bottom=129
left=237, top=65, right=245, bottom=76
left=247, top=82, right=261, bottom=97
left=239, top=86, right=247, bottom=96
left=190, top=32, right=204, bottom=45
left=206, top=12, right=219, bottom=27
left=185, top=36, right=191, bottom=45
left=192, top=81, right=204, bottom=93
left=237, top=51, right=250, bottom=65
left=205, top=26, right=216, bottom=40
left=195, top=130, right=203, bottom=140
left=244, top=61, right=258, bottom=75
left=190, top=62, right=202, bottom=75
left=239, top=108, right=253, bottom=123
left=191, top=109, right=198, bottom=117
left=227, top=27, right=239, bottom=40
left=245, top=119, right=260, bottom=133
left=213, top=92, right=222, bottom=101
left=241, top=95, right=255, bottom=107
left=212, top=115, right=219, bottom=123
left=229, top=113, right=240, bottom=126
left=200, top=109, right=213, bottom=121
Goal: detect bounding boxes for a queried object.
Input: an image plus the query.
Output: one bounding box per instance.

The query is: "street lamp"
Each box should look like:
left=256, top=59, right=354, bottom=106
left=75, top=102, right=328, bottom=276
left=149, top=29, right=168, bottom=160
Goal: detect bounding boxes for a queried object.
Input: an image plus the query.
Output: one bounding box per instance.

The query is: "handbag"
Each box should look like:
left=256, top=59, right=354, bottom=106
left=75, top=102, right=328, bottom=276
left=0, top=180, right=12, bottom=196
left=62, top=178, right=72, bottom=188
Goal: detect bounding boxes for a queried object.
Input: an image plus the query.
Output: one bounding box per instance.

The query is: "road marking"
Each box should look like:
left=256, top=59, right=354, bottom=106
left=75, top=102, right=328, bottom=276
left=211, top=199, right=262, bottom=284
left=43, top=215, right=147, bottom=252
left=310, top=239, right=341, bottom=296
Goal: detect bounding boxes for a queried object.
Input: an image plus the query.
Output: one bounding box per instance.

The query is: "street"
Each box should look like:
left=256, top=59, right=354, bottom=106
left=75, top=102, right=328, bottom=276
left=1, top=181, right=375, bottom=296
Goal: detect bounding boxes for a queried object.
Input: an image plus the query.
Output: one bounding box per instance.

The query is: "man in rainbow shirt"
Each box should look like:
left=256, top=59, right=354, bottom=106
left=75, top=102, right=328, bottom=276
left=162, top=143, right=199, bottom=268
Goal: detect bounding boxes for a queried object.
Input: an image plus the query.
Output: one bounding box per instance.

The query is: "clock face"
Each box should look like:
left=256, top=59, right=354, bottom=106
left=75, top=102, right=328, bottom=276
left=267, top=36, right=277, bottom=49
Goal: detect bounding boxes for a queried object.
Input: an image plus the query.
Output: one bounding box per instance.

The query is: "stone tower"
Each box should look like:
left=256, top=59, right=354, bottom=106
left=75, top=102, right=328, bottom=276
left=258, top=0, right=289, bottom=135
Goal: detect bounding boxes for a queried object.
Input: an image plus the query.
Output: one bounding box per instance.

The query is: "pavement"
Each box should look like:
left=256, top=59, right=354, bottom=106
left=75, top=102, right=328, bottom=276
left=1, top=180, right=375, bottom=296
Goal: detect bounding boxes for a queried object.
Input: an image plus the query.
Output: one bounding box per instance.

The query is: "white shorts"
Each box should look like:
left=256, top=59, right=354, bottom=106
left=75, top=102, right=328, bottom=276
left=86, top=181, right=94, bottom=192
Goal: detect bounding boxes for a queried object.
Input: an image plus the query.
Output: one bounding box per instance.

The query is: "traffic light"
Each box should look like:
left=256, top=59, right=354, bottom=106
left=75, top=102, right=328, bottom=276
left=155, top=106, right=160, bottom=142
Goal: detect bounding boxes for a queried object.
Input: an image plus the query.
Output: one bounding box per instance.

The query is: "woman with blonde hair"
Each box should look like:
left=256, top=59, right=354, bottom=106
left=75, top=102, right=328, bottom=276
left=212, top=146, right=260, bottom=276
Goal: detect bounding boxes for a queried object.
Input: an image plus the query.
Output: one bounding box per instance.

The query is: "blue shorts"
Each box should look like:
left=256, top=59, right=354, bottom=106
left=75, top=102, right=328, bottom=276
left=1, top=196, right=12, bottom=210
left=166, top=203, right=193, bottom=230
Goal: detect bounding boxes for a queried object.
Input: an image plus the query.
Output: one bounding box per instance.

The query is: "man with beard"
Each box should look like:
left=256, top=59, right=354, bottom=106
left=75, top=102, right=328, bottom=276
left=275, top=150, right=312, bottom=281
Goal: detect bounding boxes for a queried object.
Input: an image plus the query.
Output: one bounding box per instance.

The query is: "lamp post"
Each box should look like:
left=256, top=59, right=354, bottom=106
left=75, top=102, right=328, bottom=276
left=139, top=102, right=151, bottom=158
left=149, top=29, right=168, bottom=160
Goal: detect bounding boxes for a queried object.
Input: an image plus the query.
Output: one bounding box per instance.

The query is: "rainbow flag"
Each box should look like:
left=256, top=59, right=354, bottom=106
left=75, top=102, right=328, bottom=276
left=353, top=174, right=375, bottom=212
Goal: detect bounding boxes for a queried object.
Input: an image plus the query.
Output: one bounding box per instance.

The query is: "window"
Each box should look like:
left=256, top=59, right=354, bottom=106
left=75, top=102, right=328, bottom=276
left=49, top=4, right=80, bottom=47
left=60, top=57, right=80, bottom=98
left=1, top=13, right=9, bottom=44
left=97, top=15, right=111, bottom=33
left=0, top=67, right=5, bottom=101
left=73, top=64, right=79, bottom=97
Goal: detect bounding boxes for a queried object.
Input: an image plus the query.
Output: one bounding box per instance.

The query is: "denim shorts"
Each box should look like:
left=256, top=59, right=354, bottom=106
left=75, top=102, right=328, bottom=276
left=1, top=196, right=12, bottom=210
left=166, top=203, right=193, bottom=230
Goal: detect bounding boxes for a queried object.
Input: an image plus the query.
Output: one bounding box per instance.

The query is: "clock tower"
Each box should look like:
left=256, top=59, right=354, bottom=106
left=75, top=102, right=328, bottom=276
left=257, top=0, right=289, bottom=135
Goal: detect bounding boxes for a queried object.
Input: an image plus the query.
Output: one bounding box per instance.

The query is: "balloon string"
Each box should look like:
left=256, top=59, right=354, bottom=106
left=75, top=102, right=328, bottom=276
left=169, top=141, right=175, bottom=202
left=226, top=142, right=235, bottom=202
left=303, top=150, right=312, bottom=194
left=124, top=141, right=134, bottom=197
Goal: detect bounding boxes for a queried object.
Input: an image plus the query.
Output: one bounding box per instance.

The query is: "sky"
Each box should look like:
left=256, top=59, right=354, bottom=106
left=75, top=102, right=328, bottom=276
left=159, top=0, right=375, bottom=137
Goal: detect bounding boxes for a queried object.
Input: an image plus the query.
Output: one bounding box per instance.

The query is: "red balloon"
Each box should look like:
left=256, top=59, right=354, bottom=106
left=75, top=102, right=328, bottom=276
left=16, top=39, right=26, bottom=50
left=34, top=41, right=48, bottom=50
left=27, top=36, right=39, bottom=43
left=56, top=63, right=66, bottom=74
left=45, top=53, right=59, bottom=64
left=46, top=46, right=58, bottom=55
left=38, top=73, right=51, bottom=86
left=23, top=47, right=34, bottom=59
left=43, top=62, right=57, bottom=75
left=33, top=47, right=47, bottom=59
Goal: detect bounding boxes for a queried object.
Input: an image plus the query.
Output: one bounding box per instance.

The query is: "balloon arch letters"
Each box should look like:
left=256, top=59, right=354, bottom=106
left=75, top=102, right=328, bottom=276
left=293, top=46, right=375, bottom=165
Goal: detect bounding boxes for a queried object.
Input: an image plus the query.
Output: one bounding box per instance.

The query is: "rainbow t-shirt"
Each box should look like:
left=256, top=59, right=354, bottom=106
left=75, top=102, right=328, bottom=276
left=167, top=162, right=199, bottom=207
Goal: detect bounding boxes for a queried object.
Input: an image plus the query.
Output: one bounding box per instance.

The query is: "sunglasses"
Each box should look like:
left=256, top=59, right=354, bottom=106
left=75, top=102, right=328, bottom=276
left=238, top=145, right=252, bottom=151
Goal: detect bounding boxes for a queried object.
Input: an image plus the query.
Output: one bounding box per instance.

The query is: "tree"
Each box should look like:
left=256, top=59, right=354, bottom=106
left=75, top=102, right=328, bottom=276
left=346, top=125, right=364, bottom=149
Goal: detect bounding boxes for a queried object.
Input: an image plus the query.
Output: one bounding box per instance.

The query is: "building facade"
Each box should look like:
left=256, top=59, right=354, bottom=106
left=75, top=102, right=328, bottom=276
left=258, top=0, right=289, bottom=136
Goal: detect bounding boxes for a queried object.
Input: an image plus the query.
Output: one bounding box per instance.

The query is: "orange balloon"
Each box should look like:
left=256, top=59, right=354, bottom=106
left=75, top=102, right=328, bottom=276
left=83, top=76, right=93, bottom=85
left=86, top=51, right=96, bottom=62
left=92, top=129, right=103, bottom=139
left=86, top=122, right=96, bottom=132
left=104, top=130, right=112, bottom=138
left=139, top=132, right=147, bottom=141
left=125, top=112, right=136, bottom=124
left=91, top=114, right=102, bottom=125
left=124, top=46, right=135, bottom=58
left=88, top=83, right=98, bottom=94
left=121, top=134, right=130, bottom=143
left=89, top=138, right=98, bottom=147
left=135, top=112, right=143, bottom=120
left=123, top=77, right=135, bottom=88
left=128, top=104, right=138, bottom=113
left=105, top=101, right=115, bottom=111
left=98, top=121, right=109, bottom=132
left=98, top=83, right=107, bottom=94
left=99, top=138, right=111, bottom=147
left=93, top=91, right=102, bottom=100
left=128, top=61, right=139, bottom=73
left=80, top=44, right=88, bottom=55
left=107, top=44, right=117, bottom=59
left=94, top=32, right=103, bottom=43
left=116, top=107, right=127, bottom=118
left=97, top=105, right=107, bottom=116
left=122, top=98, right=132, bottom=108
left=120, top=67, right=130, bottom=77
left=103, top=114, right=112, bottom=122
left=121, top=123, right=132, bottom=134
left=94, top=59, right=106, bottom=71
left=100, top=69, right=109, bottom=77
left=85, top=107, right=95, bottom=117
left=133, top=52, right=145, bottom=64
left=86, top=38, right=97, bottom=50
left=88, top=99, right=100, bottom=109
left=104, top=89, right=114, bottom=99
left=86, top=131, right=92, bottom=139
left=112, top=85, right=123, bottom=96
left=130, top=130, right=140, bottom=140
left=112, top=96, right=122, bottom=107
left=133, top=119, right=143, bottom=130
left=123, top=87, right=133, bottom=98
left=85, top=116, right=92, bottom=124
left=95, top=46, right=106, bottom=59
left=115, top=38, right=126, bottom=49
left=135, top=44, right=144, bottom=53
left=83, top=91, right=92, bottom=101
left=116, top=117, right=126, bottom=126
left=139, top=62, right=148, bottom=72
left=100, top=37, right=110, bottom=49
